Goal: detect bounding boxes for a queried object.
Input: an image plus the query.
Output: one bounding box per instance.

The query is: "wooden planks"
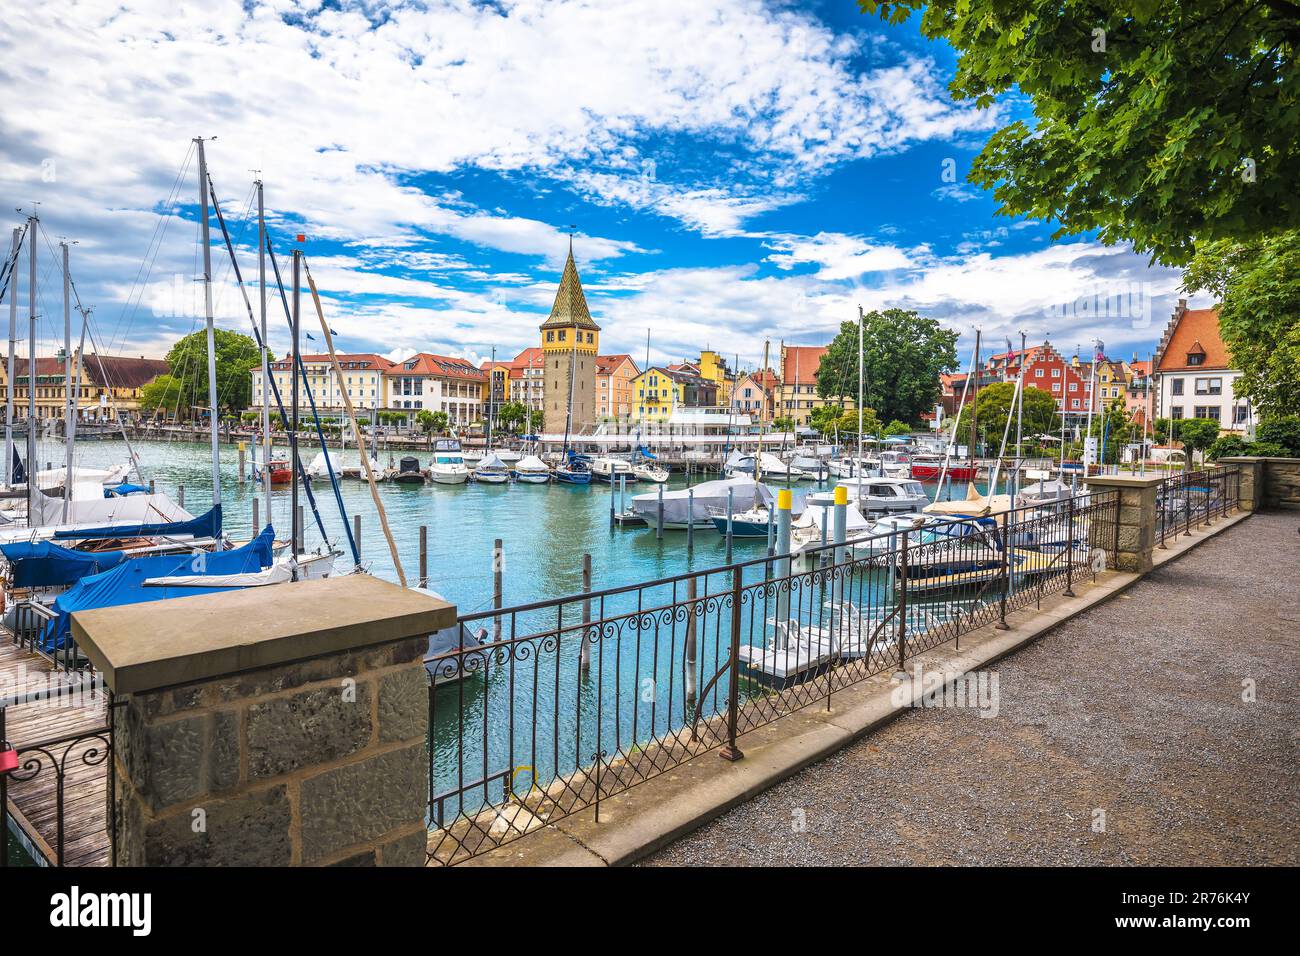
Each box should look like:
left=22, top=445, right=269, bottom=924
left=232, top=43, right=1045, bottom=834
left=1, top=634, right=111, bottom=867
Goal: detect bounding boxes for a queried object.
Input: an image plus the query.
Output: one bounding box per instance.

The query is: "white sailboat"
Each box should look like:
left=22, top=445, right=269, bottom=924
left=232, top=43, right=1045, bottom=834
left=472, top=452, right=510, bottom=484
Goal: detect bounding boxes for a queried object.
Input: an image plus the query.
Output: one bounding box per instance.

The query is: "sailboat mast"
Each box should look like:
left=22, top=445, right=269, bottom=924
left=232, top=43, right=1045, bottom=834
left=61, top=241, right=73, bottom=523
left=5, top=227, right=18, bottom=485
left=1015, top=330, right=1025, bottom=498
left=291, top=248, right=302, bottom=559
left=195, top=138, right=221, bottom=509
left=1084, top=340, right=1098, bottom=471
left=26, top=214, right=37, bottom=528
left=258, top=180, right=271, bottom=529
left=857, top=305, right=864, bottom=474
left=487, top=345, right=495, bottom=451
left=970, top=328, right=981, bottom=477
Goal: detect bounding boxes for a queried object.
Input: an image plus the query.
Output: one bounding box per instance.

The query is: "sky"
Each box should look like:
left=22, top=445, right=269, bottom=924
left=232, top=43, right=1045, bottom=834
left=0, top=0, right=1210, bottom=373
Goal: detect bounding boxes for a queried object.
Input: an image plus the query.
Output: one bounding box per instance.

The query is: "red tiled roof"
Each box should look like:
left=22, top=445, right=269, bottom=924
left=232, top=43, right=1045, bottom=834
left=781, top=346, right=827, bottom=385
left=1157, top=307, right=1230, bottom=371
left=595, top=354, right=636, bottom=374
left=9, top=354, right=169, bottom=389
left=507, top=347, right=544, bottom=373
left=385, top=353, right=486, bottom=382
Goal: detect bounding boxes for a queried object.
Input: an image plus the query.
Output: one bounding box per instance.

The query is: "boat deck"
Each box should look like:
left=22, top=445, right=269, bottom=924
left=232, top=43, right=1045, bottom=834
left=0, top=633, right=111, bottom=867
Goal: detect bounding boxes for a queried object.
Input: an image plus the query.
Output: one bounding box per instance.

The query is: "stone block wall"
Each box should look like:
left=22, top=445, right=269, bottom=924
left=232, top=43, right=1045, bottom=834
left=1261, top=458, right=1300, bottom=510
left=113, top=635, right=429, bottom=867
left=1081, top=476, right=1161, bottom=574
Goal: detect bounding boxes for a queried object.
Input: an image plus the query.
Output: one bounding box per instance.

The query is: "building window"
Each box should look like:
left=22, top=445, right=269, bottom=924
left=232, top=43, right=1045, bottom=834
left=1051, top=368, right=1060, bottom=377
left=1171, top=378, right=1184, bottom=396
left=1035, top=368, right=1044, bottom=377
left=1194, top=406, right=1220, bottom=421
left=1234, top=405, right=1250, bottom=424
left=1187, top=353, right=1204, bottom=366
left=1195, top=377, right=1222, bottom=395
left=1170, top=405, right=1183, bottom=419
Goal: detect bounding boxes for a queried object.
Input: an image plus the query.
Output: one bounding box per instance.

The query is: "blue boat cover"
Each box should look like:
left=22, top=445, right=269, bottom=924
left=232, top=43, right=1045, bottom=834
left=0, top=540, right=130, bottom=588
left=636, top=445, right=658, bottom=460
left=104, top=483, right=150, bottom=498
left=43, top=525, right=275, bottom=653
left=52, top=504, right=222, bottom=541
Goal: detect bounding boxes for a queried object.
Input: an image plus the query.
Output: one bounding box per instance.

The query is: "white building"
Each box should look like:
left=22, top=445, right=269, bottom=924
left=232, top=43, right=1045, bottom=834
left=384, top=353, right=486, bottom=426
left=253, top=353, right=393, bottom=413
left=1154, top=300, right=1251, bottom=433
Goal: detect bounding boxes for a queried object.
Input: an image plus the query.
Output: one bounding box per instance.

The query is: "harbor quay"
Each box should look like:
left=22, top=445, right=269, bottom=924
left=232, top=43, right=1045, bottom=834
left=2, top=454, right=1293, bottom=870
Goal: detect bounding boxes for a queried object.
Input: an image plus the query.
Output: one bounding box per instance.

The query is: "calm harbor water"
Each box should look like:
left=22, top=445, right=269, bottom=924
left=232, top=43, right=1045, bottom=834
left=54, top=436, right=1007, bottom=823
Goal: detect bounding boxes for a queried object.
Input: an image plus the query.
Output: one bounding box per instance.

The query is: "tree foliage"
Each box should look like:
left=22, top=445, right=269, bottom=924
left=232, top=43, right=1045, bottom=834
left=816, top=308, right=958, bottom=425
left=955, top=382, right=1060, bottom=453
left=496, top=401, right=527, bottom=433
left=1182, top=232, right=1300, bottom=417
left=139, top=374, right=184, bottom=416
left=860, top=0, right=1300, bottom=264
left=165, top=329, right=264, bottom=416
left=1171, top=417, right=1221, bottom=461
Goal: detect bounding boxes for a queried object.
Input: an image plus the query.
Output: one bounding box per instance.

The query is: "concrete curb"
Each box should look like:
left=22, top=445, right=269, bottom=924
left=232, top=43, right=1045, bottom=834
left=462, top=510, right=1252, bottom=867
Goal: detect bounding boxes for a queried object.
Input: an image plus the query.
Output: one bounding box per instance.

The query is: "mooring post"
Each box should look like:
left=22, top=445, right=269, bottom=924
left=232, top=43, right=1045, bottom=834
left=1064, top=494, right=1076, bottom=597
left=238, top=441, right=246, bottom=484
left=725, top=486, right=735, bottom=563
left=178, top=483, right=184, bottom=509
left=656, top=482, right=664, bottom=540
left=252, top=497, right=259, bottom=536
left=579, top=552, right=592, bottom=675
left=687, top=487, right=695, bottom=552
left=419, top=525, right=428, bottom=588
left=767, top=506, right=775, bottom=556
left=609, top=475, right=616, bottom=526
left=493, top=538, right=503, bottom=642
left=832, top=484, right=847, bottom=615
left=996, top=508, right=1011, bottom=630
left=775, top=488, right=792, bottom=645
left=353, top=513, right=361, bottom=562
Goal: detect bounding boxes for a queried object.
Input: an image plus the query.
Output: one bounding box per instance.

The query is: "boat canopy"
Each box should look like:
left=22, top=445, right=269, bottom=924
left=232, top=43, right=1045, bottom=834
left=19, top=490, right=195, bottom=536
left=635, top=445, right=658, bottom=460
left=514, top=455, right=549, bottom=472
left=0, top=540, right=130, bottom=588
left=476, top=453, right=507, bottom=471
left=43, top=525, right=275, bottom=652
left=52, top=503, right=222, bottom=542
left=923, top=483, right=1013, bottom=519
left=632, top=478, right=774, bottom=525
left=104, top=483, right=150, bottom=498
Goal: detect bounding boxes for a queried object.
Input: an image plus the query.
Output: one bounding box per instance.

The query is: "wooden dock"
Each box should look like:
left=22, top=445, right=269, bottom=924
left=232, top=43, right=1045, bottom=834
left=1, top=634, right=111, bottom=867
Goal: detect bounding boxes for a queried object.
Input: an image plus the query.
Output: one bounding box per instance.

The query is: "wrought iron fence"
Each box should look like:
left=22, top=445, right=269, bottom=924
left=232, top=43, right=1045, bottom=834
left=1156, top=465, right=1239, bottom=546
left=425, top=488, right=1121, bottom=865
left=0, top=677, right=116, bottom=867
left=9, top=600, right=85, bottom=674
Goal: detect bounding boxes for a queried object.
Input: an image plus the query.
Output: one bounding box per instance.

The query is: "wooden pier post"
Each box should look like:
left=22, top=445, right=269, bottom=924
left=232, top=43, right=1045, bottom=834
left=178, top=483, right=184, bottom=508
left=609, top=475, right=616, bottom=526
left=419, top=525, right=428, bottom=588
left=579, top=553, right=592, bottom=674
left=687, top=488, right=694, bottom=552
left=238, top=442, right=246, bottom=484
left=493, top=538, right=503, bottom=642
left=353, top=513, right=361, bottom=561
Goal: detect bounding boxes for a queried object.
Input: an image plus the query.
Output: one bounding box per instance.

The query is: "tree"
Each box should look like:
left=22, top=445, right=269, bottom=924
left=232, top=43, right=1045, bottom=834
left=528, top=409, right=545, bottom=433
left=860, top=1, right=1300, bottom=264
left=1256, top=415, right=1300, bottom=456
left=164, top=329, right=264, bottom=417
left=1182, top=232, right=1300, bottom=417
left=497, top=401, right=527, bottom=434
left=139, top=374, right=184, bottom=417
left=772, top=416, right=796, bottom=432
left=883, top=419, right=911, bottom=436
left=831, top=407, right=882, bottom=438
left=1088, top=398, right=1137, bottom=465
left=816, top=308, right=958, bottom=424
left=808, top=405, right=842, bottom=435
left=1171, top=417, right=1220, bottom=463
left=1207, top=434, right=1248, bottom=461
left=428, top=411, right=449, bottom=435
left=955, top=382, right=1060, bottom=455
left=1152, top=418, right=1172, bottom=445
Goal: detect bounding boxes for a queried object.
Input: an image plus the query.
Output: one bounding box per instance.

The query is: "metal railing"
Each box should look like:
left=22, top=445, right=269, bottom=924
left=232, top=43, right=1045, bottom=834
left=1156, top=465, right=1240, bottom=546
left=9, top=600, right=85, bottom=674
left=425, top=489, right=1121, bottom=865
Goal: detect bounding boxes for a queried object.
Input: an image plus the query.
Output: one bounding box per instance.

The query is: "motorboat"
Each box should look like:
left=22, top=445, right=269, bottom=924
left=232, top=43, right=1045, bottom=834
left=711, top=505, right=771, bottom=537
left=394, top=456, right=425, bottom=484
left=837, top=477, right=929, bottom=513
left=632, top=462, right=670, bottom=484
left=1017, top=477, right=1073, bottom=508
left=590, top=456, right=634, bottom=483
left=428, top=439, right=470, bottom=484
left=632, top=477, right=772, bottom=529
left=878, top=450, right=912, bottom=478
left=725, top=452, right=807, bottom=482
left=553, top=453, right=592, bottom=484
left=472, top=452, right=511, bottom=484
left=512, top=455, right=551, bottom=484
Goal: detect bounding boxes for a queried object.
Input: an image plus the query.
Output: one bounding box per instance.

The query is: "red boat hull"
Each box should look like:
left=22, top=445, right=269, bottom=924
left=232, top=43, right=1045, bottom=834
left=911, top=462, right=977, bottom=482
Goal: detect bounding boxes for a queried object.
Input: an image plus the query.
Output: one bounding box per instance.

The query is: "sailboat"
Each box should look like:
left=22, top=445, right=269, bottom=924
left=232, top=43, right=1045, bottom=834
left=472, top=452, right=510, bottom=484
left=512, top=454, right=551, bottom=483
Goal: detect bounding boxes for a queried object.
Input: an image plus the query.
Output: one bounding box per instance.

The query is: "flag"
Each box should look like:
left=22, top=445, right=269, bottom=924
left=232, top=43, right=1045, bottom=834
left=305, top=332, right=315, bottom=341
left=1095, top=340, right=1105, bottom=361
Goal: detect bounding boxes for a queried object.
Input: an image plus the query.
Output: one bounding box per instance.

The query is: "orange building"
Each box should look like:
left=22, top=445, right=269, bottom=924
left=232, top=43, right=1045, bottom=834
left=595, top=354, right=640, bottom=421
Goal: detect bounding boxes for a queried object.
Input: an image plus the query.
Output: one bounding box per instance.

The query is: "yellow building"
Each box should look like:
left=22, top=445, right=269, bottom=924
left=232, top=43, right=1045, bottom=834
left=540, top=246, right=601, bottom=434
left=695, top=350, right=735, bottom=406
left=0, top=351, right=170, bottom=423
left=632, top=366, right=718, bottom=421
left=778, top=345, right=855, bottom=428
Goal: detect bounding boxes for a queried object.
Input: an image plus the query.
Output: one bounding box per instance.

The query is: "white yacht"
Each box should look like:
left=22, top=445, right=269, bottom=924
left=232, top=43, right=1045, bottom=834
left=838, top=476, right=929, bottom=513
left=590, top=456, right=634, bottom=484
left=511, top=455, right=551, bottom=484
left=633, top=462, right=670, bottom=484
left=427, top=439, right=470, bottom=485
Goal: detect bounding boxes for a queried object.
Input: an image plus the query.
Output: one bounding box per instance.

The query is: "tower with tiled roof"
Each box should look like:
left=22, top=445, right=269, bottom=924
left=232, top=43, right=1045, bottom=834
left=540, top=244, right=601, bottom=434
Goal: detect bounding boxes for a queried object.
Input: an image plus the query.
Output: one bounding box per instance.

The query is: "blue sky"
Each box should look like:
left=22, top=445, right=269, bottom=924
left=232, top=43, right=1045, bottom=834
left=1, top=0, right=1205, bottom=373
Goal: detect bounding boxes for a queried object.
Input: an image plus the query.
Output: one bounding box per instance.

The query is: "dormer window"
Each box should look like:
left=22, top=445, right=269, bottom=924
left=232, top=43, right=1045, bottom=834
left=1187, top=353, right=1204, bottom=366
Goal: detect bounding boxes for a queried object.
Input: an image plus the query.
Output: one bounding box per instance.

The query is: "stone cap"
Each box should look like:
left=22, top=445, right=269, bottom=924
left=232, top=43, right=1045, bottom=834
left=71, top=575, right=455, bottom=695
left=1081, top=474, right=1167, bottom=489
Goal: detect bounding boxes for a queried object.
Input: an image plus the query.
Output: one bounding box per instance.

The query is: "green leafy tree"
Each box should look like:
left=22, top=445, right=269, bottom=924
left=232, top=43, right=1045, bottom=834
left=817, top=309, right=958, bottom=424
left=1246, top=440, right=1290, bottom=457
left=1152, top=417, right=1172, bottom=445
left=528, top=409, right=545, bottom=433
left=1183, top=233, right=1300, bottom=417
left=832, top=407, right=883, bottom=438
left=860, top=1, right=1300, bottom=264
left=883, top=419, right=911, bottom=436
left=808, top=405, right=842, bottom=434
left=1088, top=398, right=1137, bottom=465
left=1256, top=415, right=1300, bottom=456
left=1206, top=434, right=1248, bottom=460
left=164, top=329, right=264, bottom=417
left=497, top=401, right=527, bottom=433
left=772, top=416, right=796, bottom=432
left=956, top=382, right=1060, bottom=455
left=428, top=411, right=449, bottom=435
left=139, top=374, right=184, bottom=417
left=1171, top=417, right=1220, bottom=464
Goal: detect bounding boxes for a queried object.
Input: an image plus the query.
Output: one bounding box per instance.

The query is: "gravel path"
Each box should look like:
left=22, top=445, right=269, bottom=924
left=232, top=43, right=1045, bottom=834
left=644, top=510, right=1300, bottom=866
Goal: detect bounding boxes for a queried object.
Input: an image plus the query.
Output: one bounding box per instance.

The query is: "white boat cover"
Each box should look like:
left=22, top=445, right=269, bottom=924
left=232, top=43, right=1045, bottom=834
left=923, top=483, right=1013, bottom=518
left=34, top=464, right=132, bottom=489
left=144, top=563, right=294, bottom=588
left=795, top=500, right=872, bottom=534
left=513, top=455, right=550, bottom=473
left=476, top=453, right=508, bottom=472
left=632, top=478, right=774, bottom=524
left=1, top=492, right=195, bottom=539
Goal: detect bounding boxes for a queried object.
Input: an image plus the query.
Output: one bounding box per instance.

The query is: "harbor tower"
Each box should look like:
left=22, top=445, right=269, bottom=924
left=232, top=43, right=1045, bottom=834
left=540, top=246, right=601, bottom=435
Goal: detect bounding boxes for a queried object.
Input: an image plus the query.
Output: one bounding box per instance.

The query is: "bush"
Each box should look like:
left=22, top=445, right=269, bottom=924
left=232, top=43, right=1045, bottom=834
left=1245, top=440, right=1289, bottom=458
left=1255, top=416, right=1300, bottom=456
left=1206, top=435, right=1247, bottom=460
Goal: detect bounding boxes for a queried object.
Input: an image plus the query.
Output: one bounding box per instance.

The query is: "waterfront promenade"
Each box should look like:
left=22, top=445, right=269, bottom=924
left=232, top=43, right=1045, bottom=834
left=644, top=510, right=1299, bottom=866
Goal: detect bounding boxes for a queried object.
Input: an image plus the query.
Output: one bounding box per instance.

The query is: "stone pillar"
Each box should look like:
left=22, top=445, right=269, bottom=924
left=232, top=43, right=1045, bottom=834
left=1081, top=475, right=1163, bottom=574
left=71, top=576, right=453, bottom=867
left=1216, top=456, right=1264, bottom=512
